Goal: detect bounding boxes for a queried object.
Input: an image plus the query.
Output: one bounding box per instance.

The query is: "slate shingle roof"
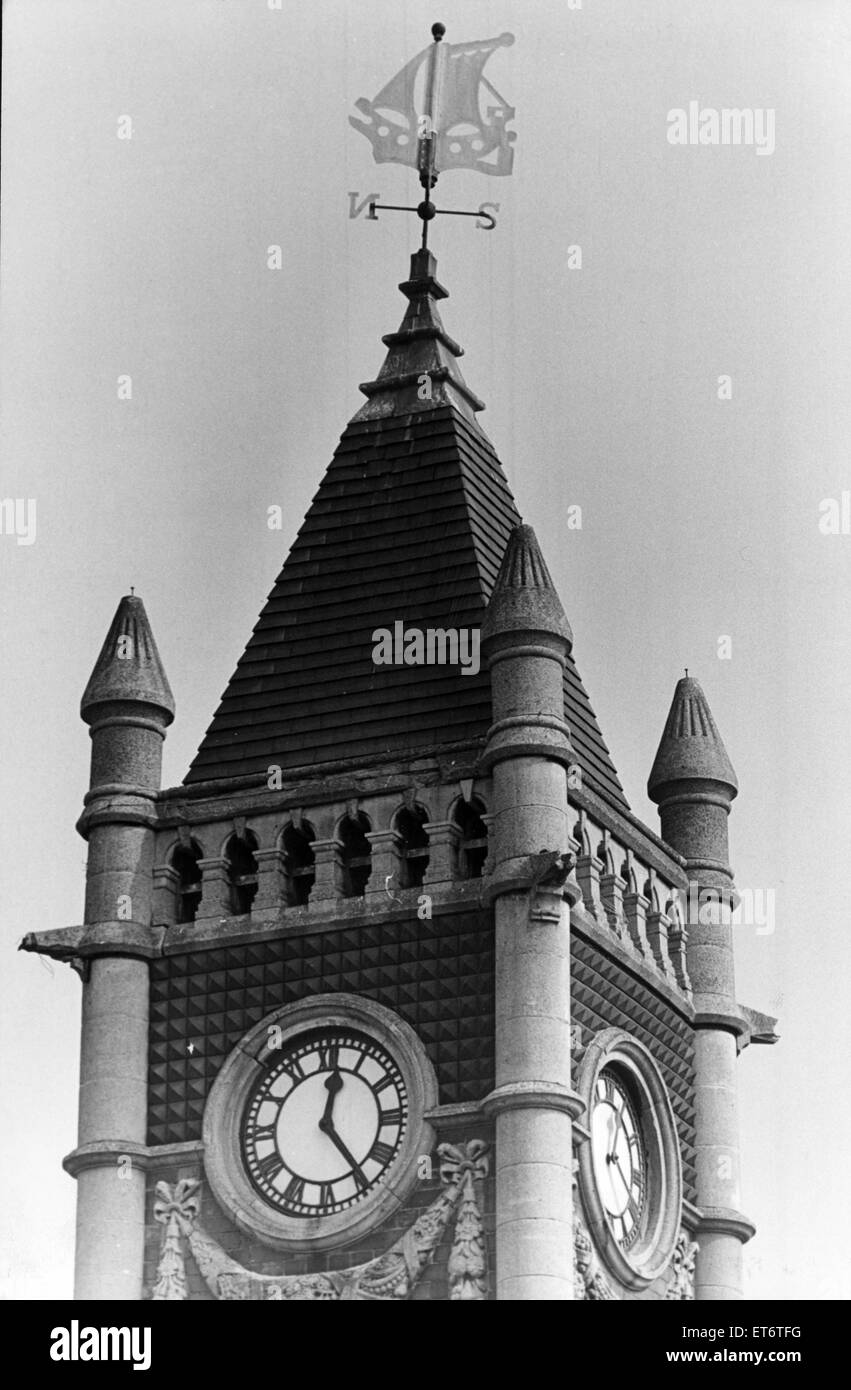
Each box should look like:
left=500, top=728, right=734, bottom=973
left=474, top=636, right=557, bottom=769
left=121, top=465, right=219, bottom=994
left=185, top=254, right=628, bottom=812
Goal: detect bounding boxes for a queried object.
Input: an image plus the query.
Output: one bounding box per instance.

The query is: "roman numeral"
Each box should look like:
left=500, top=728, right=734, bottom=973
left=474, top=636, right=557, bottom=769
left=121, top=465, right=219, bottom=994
left=379, top=1107, right=403, bottom=1127
left=368, top=1140, right=396, bottom=1167
left=253, top=1124, right=277, bottom=1146
left=317, top=1041, right=340, bottom=1071
left=257, top=1152, right=284, bottom=1182
left=284, top=1056, right=306, bottom=1083
left=373, top=1074, right=395, bottom=1095
left=319, top=1182, right=336, bottom=1208
left=626, top=1193, right=641, bottom=1221
left=282, top=1174, right=305, bottom=1205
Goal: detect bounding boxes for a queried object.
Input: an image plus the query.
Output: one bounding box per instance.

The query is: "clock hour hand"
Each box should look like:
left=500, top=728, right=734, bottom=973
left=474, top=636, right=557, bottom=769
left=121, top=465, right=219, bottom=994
left=321, top=1068, right=343, bottom=1127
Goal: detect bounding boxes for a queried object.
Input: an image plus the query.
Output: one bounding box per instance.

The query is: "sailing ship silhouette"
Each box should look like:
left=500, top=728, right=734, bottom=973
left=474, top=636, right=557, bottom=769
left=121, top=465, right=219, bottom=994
left=350, top=32, right=516, bottom=178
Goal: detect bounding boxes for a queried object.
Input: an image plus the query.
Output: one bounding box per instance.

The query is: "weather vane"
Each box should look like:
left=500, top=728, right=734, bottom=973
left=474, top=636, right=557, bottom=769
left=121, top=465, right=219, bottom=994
left=349, top=23, right=516, bottom=250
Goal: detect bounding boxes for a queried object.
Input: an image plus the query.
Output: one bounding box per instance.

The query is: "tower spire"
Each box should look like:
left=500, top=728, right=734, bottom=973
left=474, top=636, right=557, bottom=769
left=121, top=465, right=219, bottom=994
left=353, top=249, right=484, bottom=423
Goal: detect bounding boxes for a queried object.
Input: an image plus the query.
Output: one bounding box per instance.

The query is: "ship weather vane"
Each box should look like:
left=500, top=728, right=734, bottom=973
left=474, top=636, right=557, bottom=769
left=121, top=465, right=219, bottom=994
left=349, top=23, right=516, bottom=249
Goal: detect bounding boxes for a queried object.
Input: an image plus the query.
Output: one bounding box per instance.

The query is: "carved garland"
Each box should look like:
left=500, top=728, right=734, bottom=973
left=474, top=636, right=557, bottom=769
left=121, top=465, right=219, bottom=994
left=573, top=1202, right=698, bottom=1301
left=152, top=1140, right=489, bottom=1302
left=573, top=1212, right=617, bottom=1300
left=665, top=1230, right=699, bottom=1300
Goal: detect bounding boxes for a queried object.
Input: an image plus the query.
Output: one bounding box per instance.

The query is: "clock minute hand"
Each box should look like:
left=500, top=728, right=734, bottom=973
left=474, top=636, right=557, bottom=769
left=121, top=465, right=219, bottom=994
left=610, top=1151, right=633, bottom=1203
left=318, top=1117, right=367, bottom=1186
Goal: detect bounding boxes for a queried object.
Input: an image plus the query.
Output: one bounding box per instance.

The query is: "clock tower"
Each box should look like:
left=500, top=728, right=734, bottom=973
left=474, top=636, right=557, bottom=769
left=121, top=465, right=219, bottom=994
left=23, top=245, right=776, bottom=1301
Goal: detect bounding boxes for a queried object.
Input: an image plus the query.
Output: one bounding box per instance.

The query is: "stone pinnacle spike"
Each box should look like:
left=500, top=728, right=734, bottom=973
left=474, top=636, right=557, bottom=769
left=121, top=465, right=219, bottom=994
left=481, top=524, right=573, bottom=647
left=648, top=674, right=737, bottom=800
left=81, top=593, right=175, bottom=724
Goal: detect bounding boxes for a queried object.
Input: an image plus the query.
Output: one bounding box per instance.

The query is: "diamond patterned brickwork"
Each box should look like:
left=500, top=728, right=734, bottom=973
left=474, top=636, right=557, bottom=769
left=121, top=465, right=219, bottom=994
left=147, top=912, right=495, bottom=1146
left=570, top=934, right=697, bottom=1204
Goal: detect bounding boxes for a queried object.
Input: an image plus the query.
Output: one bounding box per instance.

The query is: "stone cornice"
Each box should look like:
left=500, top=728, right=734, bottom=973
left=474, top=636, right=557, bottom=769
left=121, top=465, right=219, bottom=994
left=158, top=745, right=485, bottom=811
left=19, top=884, right=489, bottom=964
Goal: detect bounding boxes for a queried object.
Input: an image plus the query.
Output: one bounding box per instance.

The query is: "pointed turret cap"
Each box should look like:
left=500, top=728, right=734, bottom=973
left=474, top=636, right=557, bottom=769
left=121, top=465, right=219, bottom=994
left=648, top=675, right=737, bottom=801
left=481, top=524, right=573, bottom=646
left=353, top=248, right=485, bottom=425
left=81, top=594, right=175, bottom=724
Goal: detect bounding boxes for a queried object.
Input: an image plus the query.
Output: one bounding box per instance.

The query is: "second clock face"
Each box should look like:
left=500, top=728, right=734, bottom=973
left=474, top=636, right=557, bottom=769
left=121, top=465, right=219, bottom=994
left=590, top=1067, right=647, bottom=1251
left=242, top=1028, right=409, bottom=1217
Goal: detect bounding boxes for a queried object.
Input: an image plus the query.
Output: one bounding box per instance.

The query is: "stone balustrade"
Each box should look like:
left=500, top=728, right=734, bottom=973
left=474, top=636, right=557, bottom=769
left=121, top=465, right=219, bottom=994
left=149, top=791, right=691, bottom=1000
left=570, top=806, right=691, bottom=998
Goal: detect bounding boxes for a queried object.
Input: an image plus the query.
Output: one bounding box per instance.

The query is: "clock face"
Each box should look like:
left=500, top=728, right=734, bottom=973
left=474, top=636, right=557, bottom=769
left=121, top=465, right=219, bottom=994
left=590, top=1067, right=646, bottom=1251
left=242, top=1028, right=409, bottom=1217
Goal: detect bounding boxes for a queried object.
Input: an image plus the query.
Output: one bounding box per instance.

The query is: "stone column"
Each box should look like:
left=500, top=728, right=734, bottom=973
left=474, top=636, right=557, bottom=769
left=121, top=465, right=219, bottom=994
left=71, top=958, right=150, bottom=1299
left=310, top=838, right=345, bottom=903
left=196, top=857, right=232, bottom=918
left=599, top=869, right=628, bottom=943
left=72, top=592, right=174, bottom=1299
left=623, top=889, right=651, bottom=961
left=645, top=907, right=676, bottom=984
left=575, top=850, right=608, bottom=929
left=253, top=847, right=286, bottom=911
left=152, top=864, right=180, bottom=926
left=365, top=829, right=404, bottom=899
left=648, top=675, right=753, bottom=1300
left=422, top=821, right=461, bottom=887
left=480, top=525, right=583, bottom=1301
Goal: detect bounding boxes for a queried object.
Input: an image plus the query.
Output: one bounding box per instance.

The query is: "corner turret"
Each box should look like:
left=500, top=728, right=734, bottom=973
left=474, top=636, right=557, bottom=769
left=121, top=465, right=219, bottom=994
left=649, top=674, right=752, bottom=1301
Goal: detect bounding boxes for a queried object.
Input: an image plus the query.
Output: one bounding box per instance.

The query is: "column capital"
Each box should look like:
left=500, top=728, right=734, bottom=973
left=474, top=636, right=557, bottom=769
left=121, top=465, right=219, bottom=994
left=696, top=1207, right=756, bottom=1244
left=482, top=1081, right=585, bottom=1122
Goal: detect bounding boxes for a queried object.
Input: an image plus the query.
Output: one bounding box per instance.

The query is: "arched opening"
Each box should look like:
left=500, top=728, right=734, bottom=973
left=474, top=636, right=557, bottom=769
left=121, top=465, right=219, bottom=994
left=339, top=811, right=372, bottom=898
left=171, top=840, right=203, bottom=924
left=225, top=830, right=258, bottom=915
left=395, top=804, right=430, bottom=888
left=453, top=796, right=488, bottom=879
left=282, top=820, right=316, bottom=906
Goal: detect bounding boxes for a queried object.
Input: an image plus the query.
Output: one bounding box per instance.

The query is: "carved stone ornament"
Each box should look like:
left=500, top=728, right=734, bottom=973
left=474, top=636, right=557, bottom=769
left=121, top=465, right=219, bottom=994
left=665, top=1229, right=699, bottom=1300
left=573, top=1209, right=617, bottom=1301
left=150, top=1140, right=489, bottom=1302
left=151, top=1179, right=201, bottom=1301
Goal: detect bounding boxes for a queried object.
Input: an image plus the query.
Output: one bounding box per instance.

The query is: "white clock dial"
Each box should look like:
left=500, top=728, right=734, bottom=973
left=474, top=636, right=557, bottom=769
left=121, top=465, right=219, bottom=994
left=590, top=1068, right=646, bottom=1251
left=242, top=1029, right=408, bottom=1216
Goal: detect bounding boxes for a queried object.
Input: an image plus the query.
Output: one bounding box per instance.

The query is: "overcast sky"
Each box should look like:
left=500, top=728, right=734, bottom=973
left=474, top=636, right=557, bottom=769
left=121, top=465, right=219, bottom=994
left=2, top=0, right=850, bottom=1300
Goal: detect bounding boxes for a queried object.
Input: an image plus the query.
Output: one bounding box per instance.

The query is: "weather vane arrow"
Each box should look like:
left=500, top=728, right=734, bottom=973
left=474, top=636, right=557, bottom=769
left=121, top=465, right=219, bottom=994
left=349, top=23, right=516, bottom=249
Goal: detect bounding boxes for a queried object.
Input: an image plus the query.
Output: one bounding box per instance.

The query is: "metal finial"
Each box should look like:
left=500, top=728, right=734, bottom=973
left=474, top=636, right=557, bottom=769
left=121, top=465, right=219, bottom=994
left=130, top=586, right=135, bottom=596
left=684, top=667, right=688, bottom=677
left=431, top=23, right=446, bottom=41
